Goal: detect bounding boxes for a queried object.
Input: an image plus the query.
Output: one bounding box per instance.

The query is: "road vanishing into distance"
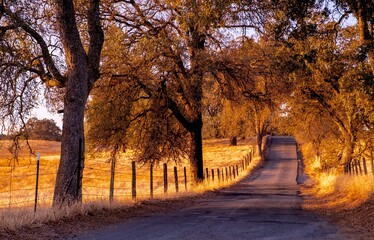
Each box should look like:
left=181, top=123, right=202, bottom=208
left=74, top=136, right=347, bottom=240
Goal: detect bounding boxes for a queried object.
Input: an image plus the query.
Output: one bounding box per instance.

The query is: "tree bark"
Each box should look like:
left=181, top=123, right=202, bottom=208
left=347, top=0, right=374, bottom=74
left=54, top=82, right=87, bottom=204
left=52, top=0, right=103, bottom=205
left=189, top=117, right=204, bottom=182
left=357, top=13, right=374, bottom=73
left=252, top=103, right=269, bottom=160
left=340, top=131, right=355, bottom=166
left=166, top=95, right=205, bottom=183
left=256, top=133, right=263, bottom=159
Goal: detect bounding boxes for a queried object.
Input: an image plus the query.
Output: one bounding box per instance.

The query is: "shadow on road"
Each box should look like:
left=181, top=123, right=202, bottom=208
left=74, top=136, right=348, bottom=240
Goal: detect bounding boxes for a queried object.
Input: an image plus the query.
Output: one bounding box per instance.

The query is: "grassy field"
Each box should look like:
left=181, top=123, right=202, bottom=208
left=297, top=140, right=374, bottom=238
left=0, top=138, right=255, bottom=210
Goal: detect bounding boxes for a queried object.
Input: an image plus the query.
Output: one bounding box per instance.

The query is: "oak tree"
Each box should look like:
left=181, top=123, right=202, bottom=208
left=0, top=0, right=104, bottom=205
left=91, top=0, right=266, bottom=181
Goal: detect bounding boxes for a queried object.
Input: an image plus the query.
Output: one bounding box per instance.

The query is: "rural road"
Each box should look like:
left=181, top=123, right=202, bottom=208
left=74, top=136, right=347, bottom=240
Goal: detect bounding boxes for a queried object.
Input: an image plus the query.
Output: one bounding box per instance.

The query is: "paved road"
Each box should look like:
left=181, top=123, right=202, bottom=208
left=74, top=136, right=347, bottom=240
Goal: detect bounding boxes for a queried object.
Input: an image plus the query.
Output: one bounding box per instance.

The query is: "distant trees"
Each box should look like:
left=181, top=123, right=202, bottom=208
left=0, top=0, right=104, bottom=205
left=208, top=38, right=288, bottom=159
left=22, top=118, right=61, bottom=141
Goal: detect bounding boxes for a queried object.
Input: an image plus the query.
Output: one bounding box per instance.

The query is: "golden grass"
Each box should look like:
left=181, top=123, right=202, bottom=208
left=304, top=172, right=374, bottom=210
left=0, top=138, right=259, bottom=230
left=300, top=141, right=374, bottom=210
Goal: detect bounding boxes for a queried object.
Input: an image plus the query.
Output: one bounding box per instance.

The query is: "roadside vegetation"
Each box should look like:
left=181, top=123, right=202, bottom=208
left=299, top=142, right=374, bottom=238
left=0, top=138, right=262, bottom=233
left=0, top=0, right=373, bottom=238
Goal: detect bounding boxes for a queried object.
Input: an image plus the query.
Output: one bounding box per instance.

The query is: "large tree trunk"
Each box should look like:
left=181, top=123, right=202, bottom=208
left=52, top=0, right=103, bottom=205
left=53, top=42, right=89, bottom=205
left=352, top=2, right=374, bottom=74
left=253, top=105, right=268, bottom=160
left=189, top=118, right=204, bottom=182
left=340, top=132, right=355, bottom=166
left=54, top=77, right=88, bottom=204
left=256, top=133, right=263, bottom=159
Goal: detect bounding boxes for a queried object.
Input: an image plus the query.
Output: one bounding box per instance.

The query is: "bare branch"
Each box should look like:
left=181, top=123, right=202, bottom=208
left=2, top=8, right=66, bottom=86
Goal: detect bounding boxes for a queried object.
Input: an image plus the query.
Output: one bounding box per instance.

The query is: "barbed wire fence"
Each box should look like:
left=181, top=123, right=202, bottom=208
left=0, top=147, right=256, bottom=212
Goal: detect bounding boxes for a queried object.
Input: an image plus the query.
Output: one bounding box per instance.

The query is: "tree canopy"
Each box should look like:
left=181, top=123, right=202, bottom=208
left=0, top=0, right=373, bottom=203
left=22, top=117, right=62, bottom=141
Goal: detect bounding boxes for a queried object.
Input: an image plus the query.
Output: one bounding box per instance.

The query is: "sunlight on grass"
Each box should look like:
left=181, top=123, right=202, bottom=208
left=305, top=173, right=374, bottom=210
left=312, top=172, right=338, bottom=196
left=0, top=138, right=260, bottom=231
left=301, top=141, right=374, bottom=210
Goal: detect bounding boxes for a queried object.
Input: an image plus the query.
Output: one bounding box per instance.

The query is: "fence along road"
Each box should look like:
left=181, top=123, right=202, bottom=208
left=74, top=136, right=347, bottom=240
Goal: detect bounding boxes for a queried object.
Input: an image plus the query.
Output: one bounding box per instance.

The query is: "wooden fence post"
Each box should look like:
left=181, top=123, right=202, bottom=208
left=217, top=169, right=220, bottom=182
left=163, top=163, right=168, bottom=194
left=174, top=166, right=179, bottom=193
left=233, top=166, right=236, bottom=179
left=221, top=168, right=224, bottom=181
left=109, top=157, right=116, bottom=203
left=236, top=165, right=239, bottom=176
left=132, top=161, right=136, bottom=201
left=371, top=157, right=374, bottom=176
left=211, top=169, right=214, bottom=182
left=34, top=153, right=40, bottom=212
left=184, top=167, right=187, bottom=190
left=363, top=157, right=368, bottom=175
left=205, top=168, right=209, bottom=181
left=229, top=166, right=232, bottom=180
left=150, top=163, right=154, bottom=199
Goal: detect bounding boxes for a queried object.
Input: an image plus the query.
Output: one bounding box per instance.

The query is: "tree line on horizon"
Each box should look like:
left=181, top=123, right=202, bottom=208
left=0, top=0, right=372, bottom=205
left=0, top=118, right=62, bottom=141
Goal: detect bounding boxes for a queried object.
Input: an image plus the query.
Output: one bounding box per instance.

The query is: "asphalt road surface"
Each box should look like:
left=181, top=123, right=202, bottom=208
left=74, top=136, right=347, bottom=240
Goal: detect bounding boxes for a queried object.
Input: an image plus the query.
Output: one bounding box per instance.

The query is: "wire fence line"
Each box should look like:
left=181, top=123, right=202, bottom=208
left=343, top=157, right=374, bottom=176
left=314, top=153, right=374, bottom=176
left=0, top=147, right=256, bottom=211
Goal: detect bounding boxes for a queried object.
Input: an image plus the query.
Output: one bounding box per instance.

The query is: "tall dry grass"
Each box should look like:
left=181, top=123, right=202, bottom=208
left=301, top=143, right=374, bottom=210
left=305, top=172, right=374, bottom=209
left=0, top=138, right=259, bottom=230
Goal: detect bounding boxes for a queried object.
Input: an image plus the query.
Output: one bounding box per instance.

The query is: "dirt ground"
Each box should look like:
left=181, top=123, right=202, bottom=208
left=304, top=194, right=374, bottom=240
left=3, top=191, right=374, bottom=240
left=0, top=193, right=216, bottom=240
left=1, top=190, right=373, bottom=239
left=296, top=143, right=374, bottom=239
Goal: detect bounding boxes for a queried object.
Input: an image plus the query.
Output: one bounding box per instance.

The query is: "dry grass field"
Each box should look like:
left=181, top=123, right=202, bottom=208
left=0, top=138, right=255, bottom=210
left=299, top=143, right=374, bottom=238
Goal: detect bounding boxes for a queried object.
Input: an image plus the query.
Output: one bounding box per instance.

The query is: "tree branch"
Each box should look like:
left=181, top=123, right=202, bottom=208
left=2, top=8, right=66, bottom=86
left=87, top=0, right=104, bottom=90
left=332, top=11, right=353, bottom=31
left=165, top=95, right=193, bottom=132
